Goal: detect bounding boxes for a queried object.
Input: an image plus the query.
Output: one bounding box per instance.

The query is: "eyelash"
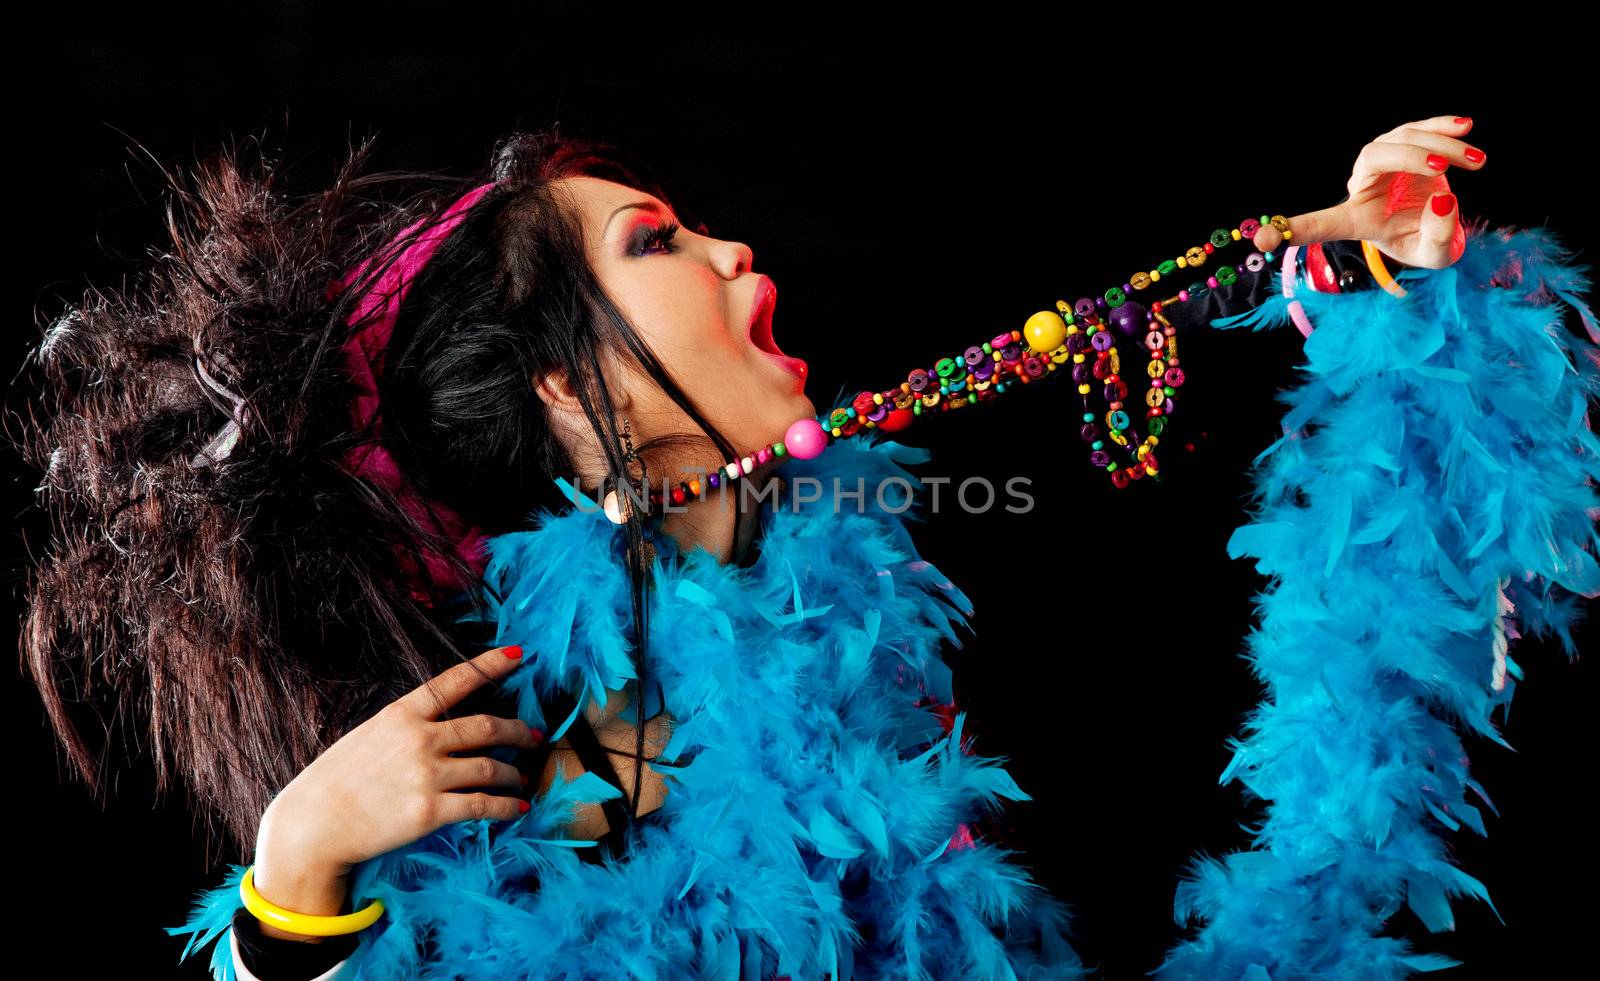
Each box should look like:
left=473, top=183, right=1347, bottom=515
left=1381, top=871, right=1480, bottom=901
left=635, top=220, right=681, bottom=257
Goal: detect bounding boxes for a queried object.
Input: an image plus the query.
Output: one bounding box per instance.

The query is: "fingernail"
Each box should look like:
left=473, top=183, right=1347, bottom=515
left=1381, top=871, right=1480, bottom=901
left=1426, top=153, right=1449, bottom=171
left=1431, top=193, right=1456, bottom=216
left=518, top=800, right=531, bottom=813
left=530, top=726, right=545, bottom=745
left=1454, top=116, right=1472, bottom=126
left=501, top=645, right=524, bottom=659
left=1463, top=146, right=1485, bottom=164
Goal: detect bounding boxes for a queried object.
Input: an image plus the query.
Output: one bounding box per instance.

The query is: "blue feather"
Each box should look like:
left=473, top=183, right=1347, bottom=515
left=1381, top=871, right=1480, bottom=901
left=168, top=433, right=1086, bottom=979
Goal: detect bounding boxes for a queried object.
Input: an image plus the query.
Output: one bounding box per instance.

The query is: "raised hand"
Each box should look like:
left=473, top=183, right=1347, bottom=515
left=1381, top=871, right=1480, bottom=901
left=1252, top=114, right=1484, bottom=270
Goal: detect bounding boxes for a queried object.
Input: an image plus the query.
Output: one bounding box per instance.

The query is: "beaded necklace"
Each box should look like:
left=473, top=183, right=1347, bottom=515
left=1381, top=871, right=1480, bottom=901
left=610, top=212, right=1293, bottom=520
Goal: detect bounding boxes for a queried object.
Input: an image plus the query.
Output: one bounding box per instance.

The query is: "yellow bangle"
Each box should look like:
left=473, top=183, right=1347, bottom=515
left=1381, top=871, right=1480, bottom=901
left=1360, top=239, right=1409, bottom=298
left=240, top=865, right=385, bottom=938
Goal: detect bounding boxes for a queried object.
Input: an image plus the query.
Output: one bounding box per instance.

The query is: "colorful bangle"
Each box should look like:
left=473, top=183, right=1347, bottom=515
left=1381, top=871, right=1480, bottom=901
left=1282, top=245, right=1316, bottom=340
left=239, top=865, right=384, bottom=938
left=1361, top=239, right=1408, bottom=298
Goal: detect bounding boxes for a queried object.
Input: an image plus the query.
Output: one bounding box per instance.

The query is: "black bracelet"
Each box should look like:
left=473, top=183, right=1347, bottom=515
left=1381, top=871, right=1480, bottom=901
left=230, top=906, right=360, bottom=980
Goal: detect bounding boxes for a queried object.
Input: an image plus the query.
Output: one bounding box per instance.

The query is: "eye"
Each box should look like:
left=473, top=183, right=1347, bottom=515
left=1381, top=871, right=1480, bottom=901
left=634, top=220, right=681, bottom=257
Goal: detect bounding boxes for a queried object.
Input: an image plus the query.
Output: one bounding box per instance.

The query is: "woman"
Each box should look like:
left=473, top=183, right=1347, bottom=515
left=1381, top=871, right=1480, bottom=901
left=21, top=118, right=1481, bottom=979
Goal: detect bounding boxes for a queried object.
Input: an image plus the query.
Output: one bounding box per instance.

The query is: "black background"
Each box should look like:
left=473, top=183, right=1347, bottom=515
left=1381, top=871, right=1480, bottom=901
left=13, top=4, right=1595, bottom=978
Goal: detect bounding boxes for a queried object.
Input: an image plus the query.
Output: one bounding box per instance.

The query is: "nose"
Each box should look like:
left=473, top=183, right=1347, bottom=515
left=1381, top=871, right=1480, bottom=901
left=710, top=236, right=754, bottom=280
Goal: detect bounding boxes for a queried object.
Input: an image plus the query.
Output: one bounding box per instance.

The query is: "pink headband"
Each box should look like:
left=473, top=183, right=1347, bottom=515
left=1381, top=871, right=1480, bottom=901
left=328, top=181, right=499, bottom=607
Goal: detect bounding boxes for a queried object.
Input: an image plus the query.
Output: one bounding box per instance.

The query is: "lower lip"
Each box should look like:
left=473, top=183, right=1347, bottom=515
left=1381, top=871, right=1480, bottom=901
left=761, top=349, right=808, bottom=383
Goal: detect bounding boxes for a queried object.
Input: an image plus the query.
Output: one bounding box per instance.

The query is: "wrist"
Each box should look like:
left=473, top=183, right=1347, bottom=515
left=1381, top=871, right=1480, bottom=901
left=247, top=857, right=352, bottom=942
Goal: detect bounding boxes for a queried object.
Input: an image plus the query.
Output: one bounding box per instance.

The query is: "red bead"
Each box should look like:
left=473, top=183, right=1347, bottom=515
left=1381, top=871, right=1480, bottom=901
left=671, top=486, right=686, bottom=505
left=1203, top=242, right=1215, bottom=254
left=879, top=407, right=915, bottom=432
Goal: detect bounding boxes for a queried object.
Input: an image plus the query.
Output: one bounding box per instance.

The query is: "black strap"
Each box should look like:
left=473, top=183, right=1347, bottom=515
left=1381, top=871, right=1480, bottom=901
left=544, top=692, right=634, bottom=863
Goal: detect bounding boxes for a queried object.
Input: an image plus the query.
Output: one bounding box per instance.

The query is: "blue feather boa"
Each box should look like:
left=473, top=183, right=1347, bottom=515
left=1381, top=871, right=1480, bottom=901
left=168, top=220, right=1598, bottom=979
left=168, top=436, right=1087, bottom=979
left=1154, top=221, right=1600, bottom=979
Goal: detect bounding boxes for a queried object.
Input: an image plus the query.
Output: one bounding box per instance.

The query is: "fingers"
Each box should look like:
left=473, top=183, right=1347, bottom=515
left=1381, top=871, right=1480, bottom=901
left=434, top=711, right=544, bottom=755
left=399, top=645, right=525, bottom=720
left=1257, top=203, right=1356, bottom=251
left=1380, top=114, right=1474, bottom=141
left=1414, top=188, right=1466, bottom=269
left=430, top=790, right=531, bottom=827
left=1375, top=126, right=1487, bottom=171
left=436, top=753, right=529, bottom=795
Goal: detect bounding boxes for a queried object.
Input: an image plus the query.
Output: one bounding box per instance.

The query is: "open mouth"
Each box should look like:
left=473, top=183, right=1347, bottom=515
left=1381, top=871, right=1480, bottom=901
left=747, top=277, right=807, bottom=382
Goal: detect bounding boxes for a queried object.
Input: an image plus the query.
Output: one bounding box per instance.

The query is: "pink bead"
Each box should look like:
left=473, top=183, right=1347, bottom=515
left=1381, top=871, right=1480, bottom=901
left=756, top=447, right=771, bottom=465
left=1178, top=290, right=1189, bottom=302
left=784, top=417, right=828, bottom=460
left=1206, top=276, right=1218, bottom=289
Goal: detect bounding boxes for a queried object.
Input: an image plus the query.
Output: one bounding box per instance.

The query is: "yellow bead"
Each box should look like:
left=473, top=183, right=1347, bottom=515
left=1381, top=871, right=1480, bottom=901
left=1231, top=228, right=1242, bottom=241
left=1186, top=246, right=1207, bottom=266
left=873, top=392, right=884, bottom=405
left=1072, top=353, right=1086, bottom=363
left=1176, top=256, right=1187, bottom=269
left=1023, top=310, right=1069, bottom=353
left=1077, top=383, right=1091, bottom=395
left=1150, top=269, right=1161, bottom=283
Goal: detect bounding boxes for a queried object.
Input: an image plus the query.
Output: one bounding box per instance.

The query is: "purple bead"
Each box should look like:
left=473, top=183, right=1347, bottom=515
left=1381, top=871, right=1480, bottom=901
left=1079, top=422, right=1099, bottom=443
left=1066, top=332, right=1090, bottom=354
left=1074, top=298, right=1096, bottom=320
left=1071, top=362, right=1094, bottom=385
left=1108, top=300, right=1149, bottom=338
left=1089, top=450, right=1111, bottom=467
left=1090, top=330, right=1114, bottom=352
left=708, top=472, right=720, bottom=489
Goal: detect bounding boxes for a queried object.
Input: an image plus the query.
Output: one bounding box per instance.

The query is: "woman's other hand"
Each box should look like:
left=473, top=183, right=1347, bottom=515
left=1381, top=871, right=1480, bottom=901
left=1251, top=114, right=1483, bottom=269
left=249, top=645, right=542, bottom=938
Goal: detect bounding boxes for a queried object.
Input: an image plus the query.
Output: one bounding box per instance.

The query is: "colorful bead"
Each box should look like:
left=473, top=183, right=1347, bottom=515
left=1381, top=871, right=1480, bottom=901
left=783, top=418, right=828, bottom=460
left=619, top=209, right=1279, bottom=502
left=1023, top=310, right=1068, bottom=353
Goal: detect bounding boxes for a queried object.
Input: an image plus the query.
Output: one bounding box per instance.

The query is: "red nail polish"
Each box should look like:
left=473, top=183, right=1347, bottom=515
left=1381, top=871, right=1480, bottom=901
left=1463, top=146, right=1485, bottom=164
left=1426, top=153, right=1449, bottom=171
left=518, top=800, right=531, bottom=813
left=501, top=645, right=524, bottom=659
left=530, top=726, right=545, bottom=744
left=1431, top=193, right=1456, bottom=216
left=1454, top=116, right=1472, bottom=126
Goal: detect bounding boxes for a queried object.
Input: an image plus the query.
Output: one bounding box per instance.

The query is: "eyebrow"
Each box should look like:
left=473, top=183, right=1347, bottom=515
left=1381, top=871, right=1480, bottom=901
left=604, top=199, right=673, bottom=238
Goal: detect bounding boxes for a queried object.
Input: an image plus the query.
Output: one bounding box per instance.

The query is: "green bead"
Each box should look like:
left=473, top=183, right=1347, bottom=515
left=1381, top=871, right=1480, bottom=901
left=967, top=394, right=977, bottom=405
left=1148, top=418, right=1165, bottom=436
left=935, top=357, right=958, bottom=378
left=1158, top=259, right=1179, bottom=277
left=1104, top=286, right=1126, bottom=307
left=913, top=402, right=922, bottom=415
left=773, top=442, right=787, bottom=456
left=1209, top=228, right=1231, bottom=249
left=1164, top=386, right=1175, bottom=396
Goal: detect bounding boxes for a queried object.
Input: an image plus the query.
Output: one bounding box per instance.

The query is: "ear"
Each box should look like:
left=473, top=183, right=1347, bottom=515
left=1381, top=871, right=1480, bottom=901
left=532, top=366, right=632, bottom=416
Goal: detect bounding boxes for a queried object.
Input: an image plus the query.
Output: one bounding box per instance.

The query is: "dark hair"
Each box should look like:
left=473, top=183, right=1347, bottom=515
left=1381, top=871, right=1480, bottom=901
left=15, top=123, right=747, bottom=863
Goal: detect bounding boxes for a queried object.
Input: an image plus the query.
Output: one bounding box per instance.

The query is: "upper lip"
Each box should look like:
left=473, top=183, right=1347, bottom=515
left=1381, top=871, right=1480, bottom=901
left=745, top=274, right=779, bottom=352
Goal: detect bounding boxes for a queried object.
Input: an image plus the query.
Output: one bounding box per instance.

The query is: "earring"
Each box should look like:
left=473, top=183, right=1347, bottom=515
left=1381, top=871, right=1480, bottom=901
left=604, top=418, right=641, bottom=525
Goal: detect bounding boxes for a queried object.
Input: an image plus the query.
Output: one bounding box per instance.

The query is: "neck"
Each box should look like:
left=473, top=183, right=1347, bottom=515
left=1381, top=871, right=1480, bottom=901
left=654, top=480, right=756, bottom=565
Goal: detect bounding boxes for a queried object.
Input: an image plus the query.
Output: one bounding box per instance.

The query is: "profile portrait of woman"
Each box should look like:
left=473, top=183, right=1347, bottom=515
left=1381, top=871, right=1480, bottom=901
left=17, top=64, right=1597, bottom=979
